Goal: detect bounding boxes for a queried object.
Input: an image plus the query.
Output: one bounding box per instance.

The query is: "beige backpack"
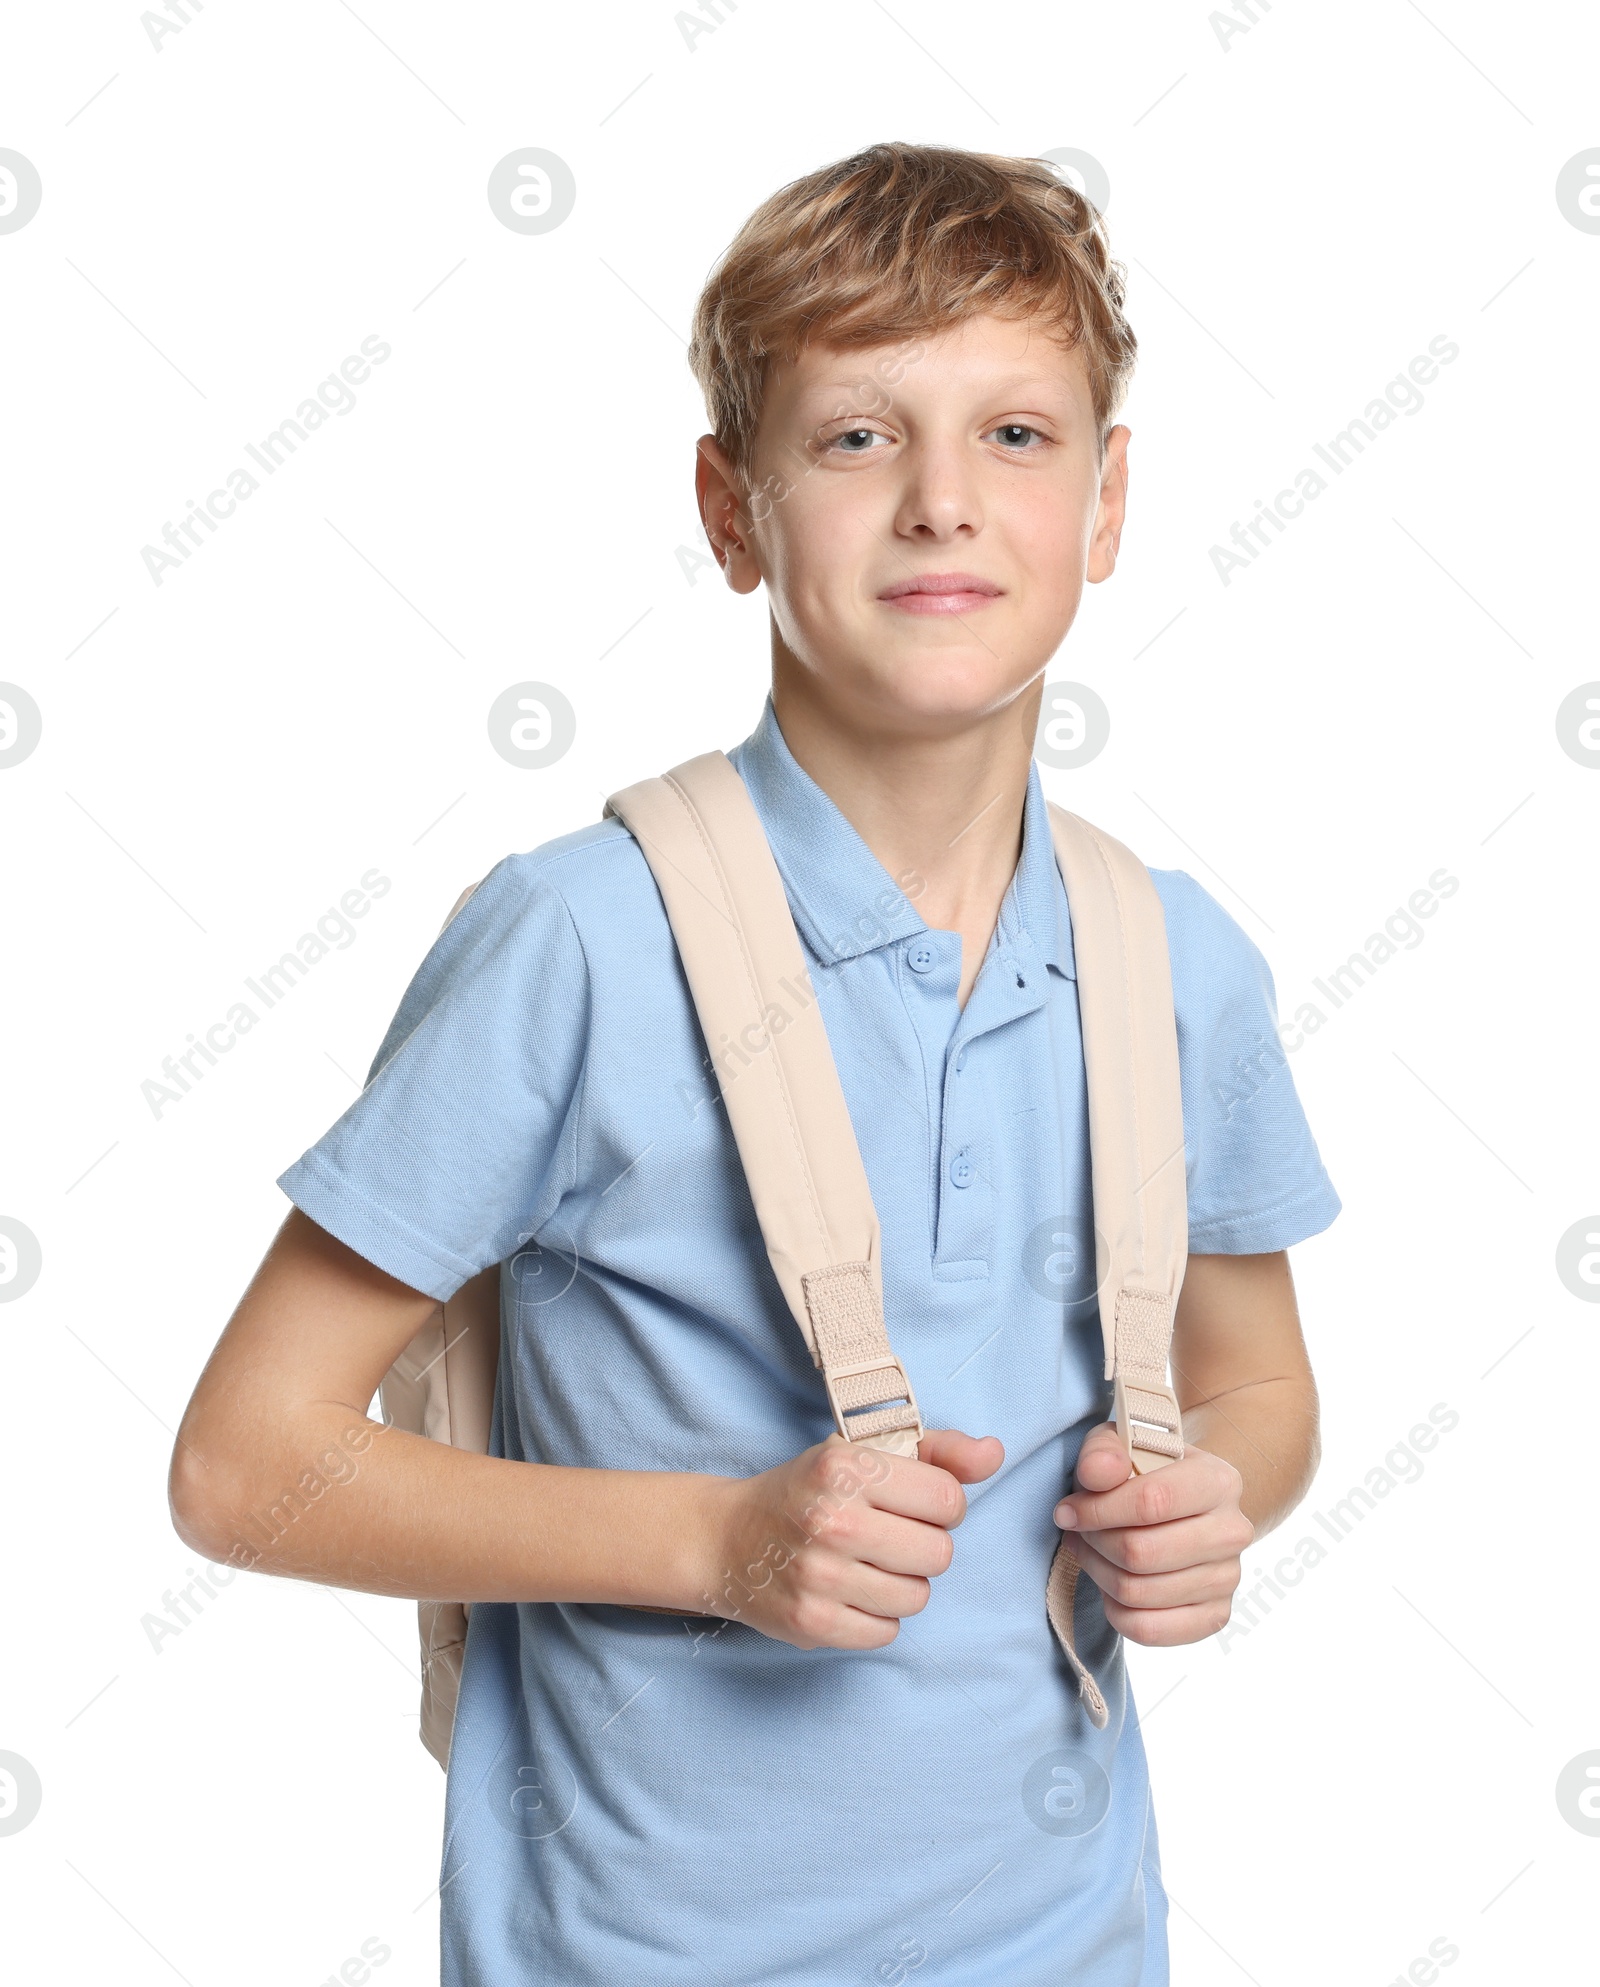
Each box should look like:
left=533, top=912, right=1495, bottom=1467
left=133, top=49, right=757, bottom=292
left=379, top=751, right=1187, bottom=1767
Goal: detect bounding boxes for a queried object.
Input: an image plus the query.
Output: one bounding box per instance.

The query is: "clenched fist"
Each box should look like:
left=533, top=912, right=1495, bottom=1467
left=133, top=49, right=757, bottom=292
left=697, top=1428, right=1004, bottom=1650
left=1054, top=1420, right=1253, bottom=1647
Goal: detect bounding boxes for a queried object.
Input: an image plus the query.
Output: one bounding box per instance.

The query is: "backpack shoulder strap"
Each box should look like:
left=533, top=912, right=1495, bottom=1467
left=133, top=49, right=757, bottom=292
left=1046, top=804, right=1188, bottom=1473
left=1044, top=802, right=1189, bottom=1728
left=604, top=751, right=924, bottom=1459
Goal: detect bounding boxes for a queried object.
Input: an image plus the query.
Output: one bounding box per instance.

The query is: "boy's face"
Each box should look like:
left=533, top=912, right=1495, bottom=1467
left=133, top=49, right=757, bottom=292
left=696, top=311, right=1130, bottom=741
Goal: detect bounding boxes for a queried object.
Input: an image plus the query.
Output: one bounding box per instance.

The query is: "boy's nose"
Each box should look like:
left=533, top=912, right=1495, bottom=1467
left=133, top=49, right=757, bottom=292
left=891, top=442, right=987, bottom=540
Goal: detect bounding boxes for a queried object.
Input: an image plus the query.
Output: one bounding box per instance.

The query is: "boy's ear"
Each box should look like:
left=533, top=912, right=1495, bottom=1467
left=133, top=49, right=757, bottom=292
left=695, top=435, right=763, bottom=595
left=1086, top=424, right=1131, bottom=584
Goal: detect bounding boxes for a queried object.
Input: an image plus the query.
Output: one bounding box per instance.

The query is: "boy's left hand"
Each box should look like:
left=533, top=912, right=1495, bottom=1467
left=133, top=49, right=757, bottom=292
left=1053, top=1420, right=1254, bottom=1647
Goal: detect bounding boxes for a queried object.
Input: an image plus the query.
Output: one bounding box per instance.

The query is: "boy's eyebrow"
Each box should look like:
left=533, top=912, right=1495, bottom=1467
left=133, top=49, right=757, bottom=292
left=796, top=371, right=1077, bottom=407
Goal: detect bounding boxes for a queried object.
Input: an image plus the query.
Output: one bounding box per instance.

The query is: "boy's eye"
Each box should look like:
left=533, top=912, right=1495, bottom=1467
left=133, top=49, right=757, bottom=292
left=831, top=428, right=886, bottom=452
left=989, top=422, right=1043, bottom=449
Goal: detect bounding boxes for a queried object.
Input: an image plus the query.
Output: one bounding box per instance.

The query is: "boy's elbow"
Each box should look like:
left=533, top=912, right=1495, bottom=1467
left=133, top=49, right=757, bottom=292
left=168, top=1442, right=216, bottom=1558
left=167, top=1423, right=244, bottom=1564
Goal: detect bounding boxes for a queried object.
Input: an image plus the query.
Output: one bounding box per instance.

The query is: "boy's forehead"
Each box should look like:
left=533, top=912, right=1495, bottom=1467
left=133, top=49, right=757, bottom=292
left=773, top=315, right=1089, bottom=408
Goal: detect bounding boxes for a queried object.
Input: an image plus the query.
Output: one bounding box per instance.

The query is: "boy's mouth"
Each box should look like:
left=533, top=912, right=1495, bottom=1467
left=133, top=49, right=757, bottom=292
left=877, top=571, right=1004, bottom=616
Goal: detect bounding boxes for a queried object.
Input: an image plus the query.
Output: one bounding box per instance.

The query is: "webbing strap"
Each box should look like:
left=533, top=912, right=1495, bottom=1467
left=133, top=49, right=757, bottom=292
left=1112, top=1288, right=1185, bottom=1461
left=804, top=1263, right=921, bottom=1452
left=1043, top=804, right=1189, bottom=1727
left=604, top=755, right=923, bottom=1459
left=1045, top=1547, right=1110, bottom=1728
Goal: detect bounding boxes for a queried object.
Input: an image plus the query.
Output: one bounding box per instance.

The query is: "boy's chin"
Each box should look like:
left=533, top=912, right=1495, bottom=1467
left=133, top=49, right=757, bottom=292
left=838, top=656, right=1044, bottom=736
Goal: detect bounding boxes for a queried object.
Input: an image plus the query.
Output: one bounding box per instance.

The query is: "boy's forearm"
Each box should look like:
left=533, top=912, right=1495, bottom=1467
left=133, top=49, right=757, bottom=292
left=173, top=1403, right=730, bottom=1612
left=1181, top=1377, right=1320, bottom=1539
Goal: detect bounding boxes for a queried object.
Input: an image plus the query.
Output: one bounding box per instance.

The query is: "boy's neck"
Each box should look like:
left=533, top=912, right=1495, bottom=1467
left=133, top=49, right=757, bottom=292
left=771, top=660, right=1045, bottom=997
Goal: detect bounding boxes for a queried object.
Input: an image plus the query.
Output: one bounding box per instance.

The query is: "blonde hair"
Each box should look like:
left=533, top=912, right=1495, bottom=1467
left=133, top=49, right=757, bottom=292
left=687, top=140, right=1138, bottom=481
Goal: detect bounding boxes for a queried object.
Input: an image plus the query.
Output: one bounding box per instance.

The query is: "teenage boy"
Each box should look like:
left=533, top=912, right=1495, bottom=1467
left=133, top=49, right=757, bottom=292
left=172, top=141, right=1339, bottom=1986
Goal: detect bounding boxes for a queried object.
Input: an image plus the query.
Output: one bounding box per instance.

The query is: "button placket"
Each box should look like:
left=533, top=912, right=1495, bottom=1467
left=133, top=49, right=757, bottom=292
left=934, top=1021, right=993, bottom=1274
left=931, top=931, right=1053, bottom=1277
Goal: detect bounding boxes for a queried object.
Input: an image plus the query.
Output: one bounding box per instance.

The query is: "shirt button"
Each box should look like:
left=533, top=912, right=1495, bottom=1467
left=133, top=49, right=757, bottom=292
left=949, top=1150, right=974, bottom=1188
left=906, top=940, right=936, bottom=974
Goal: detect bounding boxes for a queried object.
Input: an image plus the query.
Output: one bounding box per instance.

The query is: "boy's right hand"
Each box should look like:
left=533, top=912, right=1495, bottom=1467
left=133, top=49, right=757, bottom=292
left=696, top=1428, right=1004, bottom=1650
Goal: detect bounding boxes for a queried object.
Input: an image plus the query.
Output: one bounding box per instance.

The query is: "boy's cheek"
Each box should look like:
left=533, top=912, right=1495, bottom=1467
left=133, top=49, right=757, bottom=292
left=746, top=473, right=793, bottom=524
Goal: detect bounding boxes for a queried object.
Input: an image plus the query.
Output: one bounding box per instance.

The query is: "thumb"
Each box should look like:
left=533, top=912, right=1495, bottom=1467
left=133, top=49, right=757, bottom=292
left=916, top=1428, right=1005, bottom=1486
left=1070, top=1420, right=1134, bottom=1496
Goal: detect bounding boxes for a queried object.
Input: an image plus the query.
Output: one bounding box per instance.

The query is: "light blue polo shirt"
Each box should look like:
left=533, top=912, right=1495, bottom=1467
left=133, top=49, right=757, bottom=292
left=278, top=695, right=1339, bottom=1987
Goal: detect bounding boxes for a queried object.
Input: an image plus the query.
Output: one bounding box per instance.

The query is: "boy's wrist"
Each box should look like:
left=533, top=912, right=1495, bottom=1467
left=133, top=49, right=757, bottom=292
left=642, top=1470, right=738, bottom=1616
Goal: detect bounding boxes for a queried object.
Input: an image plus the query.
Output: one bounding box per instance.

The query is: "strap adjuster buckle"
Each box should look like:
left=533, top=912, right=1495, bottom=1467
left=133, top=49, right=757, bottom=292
left=823, top=1354, right=924, bottom=1453
left=1113, top=1369, right=1184, bottom=1474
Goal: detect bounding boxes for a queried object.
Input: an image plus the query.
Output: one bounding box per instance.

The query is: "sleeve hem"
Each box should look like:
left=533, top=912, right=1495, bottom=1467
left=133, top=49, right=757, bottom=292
left=1187, top=1176, right=1342, bottom=1256
left=276, top=1150, right=484, bottom=1303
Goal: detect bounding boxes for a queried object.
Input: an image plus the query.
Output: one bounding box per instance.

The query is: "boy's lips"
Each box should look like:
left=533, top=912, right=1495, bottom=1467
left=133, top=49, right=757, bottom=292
left=877, top=571, right=1003, bottom=615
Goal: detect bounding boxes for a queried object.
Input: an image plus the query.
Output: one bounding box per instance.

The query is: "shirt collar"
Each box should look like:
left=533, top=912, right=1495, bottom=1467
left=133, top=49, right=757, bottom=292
left=726, top=695, right=1075, bottom=981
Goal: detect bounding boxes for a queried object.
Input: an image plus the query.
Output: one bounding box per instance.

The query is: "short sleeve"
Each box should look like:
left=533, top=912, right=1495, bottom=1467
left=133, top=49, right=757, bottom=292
left=276, top=855, right=589, bottom=1301
left=1153, top=869, right=1341, bottom=1255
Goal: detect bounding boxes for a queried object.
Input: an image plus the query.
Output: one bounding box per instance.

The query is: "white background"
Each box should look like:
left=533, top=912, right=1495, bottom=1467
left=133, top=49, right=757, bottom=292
left=2, top=2, right=1597, bottom=1981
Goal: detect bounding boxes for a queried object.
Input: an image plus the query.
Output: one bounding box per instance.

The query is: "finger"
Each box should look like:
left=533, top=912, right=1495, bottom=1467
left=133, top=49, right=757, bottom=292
left=765, top=1592, right=907, bottom=1652
left=1070, top=1421, right=1136, bottom=1495
left=1069, top=1508, right=1252, bottom=1575
left=1100, top=1594, right=1237, bottom=1648
left=1063, top=1529, right=1243, bottom=1610
left=817, top=1606, right=906, bottom=1650
left=850, top=1507, right=958, bottom=1581
left=1056, top=1456, right=1224, bottom=1536
left=844, top=1447, right=973, bottom=1530
left=776, top=1562, right=934, bottom=1649
left=838, top=1560, right=935, bottom=1622
left=915, top=1428, right=1005, bottom=1487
